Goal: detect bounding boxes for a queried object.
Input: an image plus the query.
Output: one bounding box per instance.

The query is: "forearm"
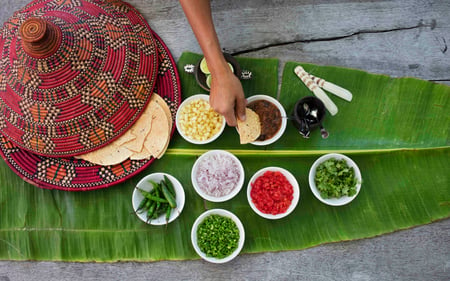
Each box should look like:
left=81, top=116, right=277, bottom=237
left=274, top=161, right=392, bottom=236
left=180, top=0, right=246, bottom=126
left=179, top=0, right=229, bottom=76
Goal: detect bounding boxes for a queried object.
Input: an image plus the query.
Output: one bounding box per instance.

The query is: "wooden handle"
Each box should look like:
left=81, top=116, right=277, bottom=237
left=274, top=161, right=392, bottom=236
left=309, top=74, right=353, bottom=102
left=294, top=66, right=338, bottom=116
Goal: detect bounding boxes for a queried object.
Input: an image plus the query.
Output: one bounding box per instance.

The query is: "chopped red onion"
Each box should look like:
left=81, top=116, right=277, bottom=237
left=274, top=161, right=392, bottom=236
left=195, top=152, right=242, bottom=197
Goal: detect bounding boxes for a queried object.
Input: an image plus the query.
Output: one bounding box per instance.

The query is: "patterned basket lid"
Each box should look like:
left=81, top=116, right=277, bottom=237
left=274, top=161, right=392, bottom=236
left=0, top=30, right=181, bottom=191
left=0, top=0, right=158, bottom=157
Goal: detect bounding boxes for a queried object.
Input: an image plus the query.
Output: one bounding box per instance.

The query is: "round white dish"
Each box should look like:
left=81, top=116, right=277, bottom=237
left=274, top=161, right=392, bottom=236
left=308, top=153, right=362, bottom=206
left=191, top=150, right=245, bottom=202
left=175, top=94, right=226, bottom=144
left=247, top=166, right=300, bottom=219
left=246, top=94, right=287, bottom=146
left=132, top=172, right=185, bottom=225
left=191, top=209, right=245, bottom=263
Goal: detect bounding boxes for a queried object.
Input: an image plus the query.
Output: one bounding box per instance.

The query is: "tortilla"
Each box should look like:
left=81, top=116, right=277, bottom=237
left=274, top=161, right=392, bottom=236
left=114, top=132, right=136, bottom=146
left=143, top=103, right=170, bottom=159
left=237, top=108, right=261, bottom=144
left=78, top=145, right=133, bottom=166
left=151, top=93, right=173, bottom=132
left=77, top=93, right=173, bottom=165
left=129, top=147, right=151, bottom=160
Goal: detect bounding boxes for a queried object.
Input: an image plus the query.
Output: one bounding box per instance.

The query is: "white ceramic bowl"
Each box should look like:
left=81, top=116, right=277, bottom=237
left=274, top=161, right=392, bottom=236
left=247, top=167, right=300, bottom=219
left=191, top=150, right=245, bottom=202
left=132, top=173, right=185, bottom=225
left=246, top=95, right=287, bottom=146
left=191, top=209, right=245, bottom=263
left=308, top=153, right=362, bottom=206
left=175, top=94, right=226, bottom=144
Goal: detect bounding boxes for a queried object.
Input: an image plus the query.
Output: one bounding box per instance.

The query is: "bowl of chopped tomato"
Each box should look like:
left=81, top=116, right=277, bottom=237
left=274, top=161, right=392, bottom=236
left=247, top=167, right=300, bottom=219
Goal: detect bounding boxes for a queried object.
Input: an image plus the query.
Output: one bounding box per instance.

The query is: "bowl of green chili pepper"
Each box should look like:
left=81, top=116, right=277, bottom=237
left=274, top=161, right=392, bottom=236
left=132, top=173, right=185, bottom=225
left=191, top=209, right=245, bottom=263
left=309, top=153, right=362, bottom=206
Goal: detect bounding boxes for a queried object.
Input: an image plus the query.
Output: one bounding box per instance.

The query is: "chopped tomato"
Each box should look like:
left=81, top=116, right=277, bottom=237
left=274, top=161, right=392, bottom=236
left=250, top=171, right=293, bottom=215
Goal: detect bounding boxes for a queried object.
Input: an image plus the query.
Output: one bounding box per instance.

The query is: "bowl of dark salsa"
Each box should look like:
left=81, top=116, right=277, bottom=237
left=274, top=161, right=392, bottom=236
left=246, top=95, right=287, bottom=145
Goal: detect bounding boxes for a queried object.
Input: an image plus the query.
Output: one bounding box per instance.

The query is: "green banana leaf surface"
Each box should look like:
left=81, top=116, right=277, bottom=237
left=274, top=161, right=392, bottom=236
left=0, top=52, right=448, bottom=262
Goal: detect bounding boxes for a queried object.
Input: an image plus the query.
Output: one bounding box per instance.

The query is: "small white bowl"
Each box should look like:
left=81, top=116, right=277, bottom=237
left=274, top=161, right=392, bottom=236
left=247, top=167, right=300, bottom=219
left=191, top=209, right=245, bottom=263
left=246, top=95, right=287, bottom=146
left=132, top=173, right=185, bottom=225
left=175, top=94, right=226, bottom=144
left=308, top=153, right=362, bottom=206
left=191, top=150, right=245, bottom=202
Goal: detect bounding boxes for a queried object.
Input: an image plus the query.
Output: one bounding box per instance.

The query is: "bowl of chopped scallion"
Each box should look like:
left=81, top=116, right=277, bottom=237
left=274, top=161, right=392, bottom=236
left=191, top=209, right=245, bottom=263
left=309, top=153, right=362, bottom=206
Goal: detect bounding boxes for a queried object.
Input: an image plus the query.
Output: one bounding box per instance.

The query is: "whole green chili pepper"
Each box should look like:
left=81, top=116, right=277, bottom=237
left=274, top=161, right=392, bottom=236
left=161, top=182, right=176, bottom=208
left=138, top=188, right=169, bottom=203
left=146, top=201, right=156, bottom=223
left=135, top=197, right=149, bottom=213
left=165, top=206, right=172, bottom=223
left=163, top=175, right=176, bottom=197
left=148, top=179, right=160, bottom=191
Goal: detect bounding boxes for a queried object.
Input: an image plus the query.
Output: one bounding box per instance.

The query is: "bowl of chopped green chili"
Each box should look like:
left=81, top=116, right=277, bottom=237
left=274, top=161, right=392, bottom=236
left=309, top=153, right=362, bottom=206
left=191, top=209, right=245, bottom=263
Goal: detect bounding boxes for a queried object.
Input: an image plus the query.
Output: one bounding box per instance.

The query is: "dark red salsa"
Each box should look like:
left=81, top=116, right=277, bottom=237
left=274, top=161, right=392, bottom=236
left=248, top=100, right=282, bottom=141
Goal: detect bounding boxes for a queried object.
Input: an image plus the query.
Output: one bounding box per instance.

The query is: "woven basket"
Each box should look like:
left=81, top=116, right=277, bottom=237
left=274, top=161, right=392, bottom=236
left=0, top=0, right=159, bottom=157
left=0, top=0, right=181, bottom=190
left=0, top=30, right=181, bottom=191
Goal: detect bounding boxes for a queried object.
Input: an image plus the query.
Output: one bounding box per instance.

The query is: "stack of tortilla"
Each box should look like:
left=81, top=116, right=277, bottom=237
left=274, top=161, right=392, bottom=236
left=78, top=93, right=172, bottom=166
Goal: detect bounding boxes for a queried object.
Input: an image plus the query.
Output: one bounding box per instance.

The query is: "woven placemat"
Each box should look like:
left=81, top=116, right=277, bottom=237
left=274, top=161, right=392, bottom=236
left=0, top=30, right=181, bottom=191
left=0, top=0, right=158, bottom=157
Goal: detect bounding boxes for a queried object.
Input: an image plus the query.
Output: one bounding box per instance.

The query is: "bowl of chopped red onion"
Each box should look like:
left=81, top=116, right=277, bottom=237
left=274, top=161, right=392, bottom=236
left=247, top=167, right=300, bottom=219
left=191, top=150, right=245, bottom=202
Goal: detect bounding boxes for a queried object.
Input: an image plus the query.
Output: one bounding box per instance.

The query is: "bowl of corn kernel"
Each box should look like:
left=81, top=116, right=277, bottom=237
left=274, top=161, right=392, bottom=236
left=176, top=94, right=226, bottom=144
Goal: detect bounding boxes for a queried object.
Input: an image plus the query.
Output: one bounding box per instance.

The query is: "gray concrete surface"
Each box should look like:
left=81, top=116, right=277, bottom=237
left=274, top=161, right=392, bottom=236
left=0, top=0, right=449, bottom=280
left=0, top=219, right=449, bottom=280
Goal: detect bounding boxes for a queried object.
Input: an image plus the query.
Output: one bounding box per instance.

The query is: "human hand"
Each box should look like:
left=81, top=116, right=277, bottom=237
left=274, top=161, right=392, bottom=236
left=208, top=71, right=247, bottom=127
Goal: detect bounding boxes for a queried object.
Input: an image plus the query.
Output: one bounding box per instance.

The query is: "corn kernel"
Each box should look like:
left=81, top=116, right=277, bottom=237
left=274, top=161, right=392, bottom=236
left=179, top=99, right=223, bottom=141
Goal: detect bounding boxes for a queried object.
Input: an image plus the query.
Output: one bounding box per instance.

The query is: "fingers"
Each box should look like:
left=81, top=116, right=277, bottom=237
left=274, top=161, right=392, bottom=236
left=211, top=98, right=243, bottom=127
left=208, top=73, right=246, bottom=127
left=235, top=95, right=247, bottom=122
left=209, top=93, right=237, bottom=127
left=223, top=111, right=238, bottom=127
left=223, top=96, right=247, bottom=127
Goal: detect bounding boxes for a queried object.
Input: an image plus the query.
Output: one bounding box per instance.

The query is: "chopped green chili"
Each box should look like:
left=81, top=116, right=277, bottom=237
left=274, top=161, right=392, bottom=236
left=196, top=214, right=240, bottom=259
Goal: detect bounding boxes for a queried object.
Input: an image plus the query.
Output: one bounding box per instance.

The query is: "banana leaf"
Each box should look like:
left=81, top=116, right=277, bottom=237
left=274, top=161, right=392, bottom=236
left=278, top=62, right=449, bottom=150
left=0, top=52, right=448, bottom=262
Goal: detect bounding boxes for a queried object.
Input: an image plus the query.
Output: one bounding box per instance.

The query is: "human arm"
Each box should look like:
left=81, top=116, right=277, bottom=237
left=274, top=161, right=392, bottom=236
left=179, top=0, right=246, bottom=126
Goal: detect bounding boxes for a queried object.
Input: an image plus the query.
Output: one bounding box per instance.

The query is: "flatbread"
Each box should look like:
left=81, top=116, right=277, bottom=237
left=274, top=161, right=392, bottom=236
left=78, top=145, right=133, bottom=166
left=151, top=93, right=173, bottom=132
left=129, top=147, right=151, bottom=160
left=237, top=108, right=261, bottom=144
left=147, top=93, right=172, bottom=158
left=143, top=103, right=170, bottom=159
left=114, top=132, right=136, bottom=146
left=77, top=93, right=173, bottom=165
